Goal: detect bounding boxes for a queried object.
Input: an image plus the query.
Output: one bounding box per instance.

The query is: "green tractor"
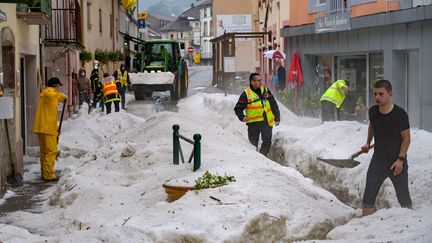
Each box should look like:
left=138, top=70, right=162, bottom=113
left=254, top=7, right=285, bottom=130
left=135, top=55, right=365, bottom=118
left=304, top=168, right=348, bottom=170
left=129, top=40, right=188, bottom=100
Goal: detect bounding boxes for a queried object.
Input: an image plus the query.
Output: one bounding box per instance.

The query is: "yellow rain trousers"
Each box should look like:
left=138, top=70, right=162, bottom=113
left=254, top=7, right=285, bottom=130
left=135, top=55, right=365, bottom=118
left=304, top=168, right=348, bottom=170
left=33, top=87, right=67, bottom=180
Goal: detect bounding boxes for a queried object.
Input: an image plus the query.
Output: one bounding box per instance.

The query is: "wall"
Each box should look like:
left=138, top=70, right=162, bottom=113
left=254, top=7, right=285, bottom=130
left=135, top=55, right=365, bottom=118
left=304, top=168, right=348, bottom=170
left=213, top=0, right=259, bottom=72
left=290, top=0, right=399, bottom=26
left=0, top=3, right=40, bottom=194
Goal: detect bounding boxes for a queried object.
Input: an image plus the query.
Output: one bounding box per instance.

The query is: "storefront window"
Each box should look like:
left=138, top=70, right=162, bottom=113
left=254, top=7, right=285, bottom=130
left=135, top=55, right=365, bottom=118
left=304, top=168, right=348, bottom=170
left=369, top=53, right=384, bottom=107
left=334, top=55, right=367, bottom=121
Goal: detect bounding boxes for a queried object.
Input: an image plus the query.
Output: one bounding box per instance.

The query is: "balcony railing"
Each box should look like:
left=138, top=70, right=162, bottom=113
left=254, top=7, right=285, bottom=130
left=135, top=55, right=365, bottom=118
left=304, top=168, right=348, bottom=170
left=16, top=0, right=51, bottom=25
left=43, top=0, right=82, bottom=46
left=315, top=0, right=351, bottom=33
left=317, top=0, right=351, bottom=15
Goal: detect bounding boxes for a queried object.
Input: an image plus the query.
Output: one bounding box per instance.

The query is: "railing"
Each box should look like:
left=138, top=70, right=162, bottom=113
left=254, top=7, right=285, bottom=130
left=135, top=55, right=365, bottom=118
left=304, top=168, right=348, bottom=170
left=16, top=0, right=51, bottom=16
left=44, top=0, right=82, bottom=44
left=172, top=124, right=201, bottom=172
left=317, top=0, right=351, bottom=15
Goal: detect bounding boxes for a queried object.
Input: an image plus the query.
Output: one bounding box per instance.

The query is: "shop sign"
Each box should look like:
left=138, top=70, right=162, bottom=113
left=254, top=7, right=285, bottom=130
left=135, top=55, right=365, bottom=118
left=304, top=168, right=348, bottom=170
left=315, top=12, right=350, bottom=33
left=223, top=57, right=235, bottom=73
left=0, top=97, right=13, bottom=119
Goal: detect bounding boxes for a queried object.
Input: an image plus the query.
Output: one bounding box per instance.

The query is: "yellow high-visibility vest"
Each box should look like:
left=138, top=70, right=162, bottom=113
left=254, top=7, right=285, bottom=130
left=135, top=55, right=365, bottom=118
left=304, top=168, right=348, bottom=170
left=320, top=79, right=348, bottom=108
left=245, top=86, right=275, bottom=126
left=117, top=70, right=128, bottom=87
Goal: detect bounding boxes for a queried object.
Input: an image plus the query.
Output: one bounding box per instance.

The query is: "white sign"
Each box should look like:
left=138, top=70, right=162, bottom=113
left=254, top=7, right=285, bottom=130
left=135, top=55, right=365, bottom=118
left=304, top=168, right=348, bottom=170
left=0, top=96, right=13, bottom=119
left=216, top=15, right=252, bottom=40
left=224, top=57, right=235, bottom=72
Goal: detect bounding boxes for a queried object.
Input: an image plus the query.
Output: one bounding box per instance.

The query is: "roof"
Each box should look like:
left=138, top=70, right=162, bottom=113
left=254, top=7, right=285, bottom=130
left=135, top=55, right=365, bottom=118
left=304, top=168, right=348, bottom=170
left=197, top=0, right=212, bottom=8
left=144, top=39, right=178, bottom=44
left=160, top=19, right=191, bottom=32
left=159, top=4, right=200, bottom=32
left=180, top=5, right=199, bottom=19
left=149, top=12, right=176, bottom=21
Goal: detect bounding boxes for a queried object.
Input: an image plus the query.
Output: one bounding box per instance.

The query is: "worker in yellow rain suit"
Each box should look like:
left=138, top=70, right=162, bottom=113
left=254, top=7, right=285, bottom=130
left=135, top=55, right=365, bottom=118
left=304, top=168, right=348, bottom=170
left=33, top=77, right=67, bottom=182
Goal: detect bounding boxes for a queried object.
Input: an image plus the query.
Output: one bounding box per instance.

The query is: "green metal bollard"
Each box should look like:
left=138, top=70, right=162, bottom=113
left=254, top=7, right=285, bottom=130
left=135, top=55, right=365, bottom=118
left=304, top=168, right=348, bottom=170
left=173, top=124, right=180, bottom=165
left=193, top=134, right=201, bottom=171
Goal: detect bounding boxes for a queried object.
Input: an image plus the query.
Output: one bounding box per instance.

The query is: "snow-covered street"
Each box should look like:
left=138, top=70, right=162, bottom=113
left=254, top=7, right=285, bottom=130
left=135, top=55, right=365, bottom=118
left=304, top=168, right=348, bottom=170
left=1, top=66, right=431, bottom=242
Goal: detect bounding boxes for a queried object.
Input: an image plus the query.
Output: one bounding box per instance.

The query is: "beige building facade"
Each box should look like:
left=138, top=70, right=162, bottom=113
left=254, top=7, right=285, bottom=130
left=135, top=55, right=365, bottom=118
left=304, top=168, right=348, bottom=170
left=212, top=0, right=259, bottom=73
left=0, top=3, right=42, bottom=194
left=43, top=0, right=139, bottom=118
left=258, top=0, right=290, bottom=88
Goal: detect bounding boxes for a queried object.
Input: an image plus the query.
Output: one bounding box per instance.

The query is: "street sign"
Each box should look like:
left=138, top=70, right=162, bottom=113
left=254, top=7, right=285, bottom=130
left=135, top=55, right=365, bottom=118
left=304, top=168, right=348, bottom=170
left=138, top=11, right=148, bottom=20
left=138, top=19, right=145, bottom=29
left=188, top=47, right=194, bottom=53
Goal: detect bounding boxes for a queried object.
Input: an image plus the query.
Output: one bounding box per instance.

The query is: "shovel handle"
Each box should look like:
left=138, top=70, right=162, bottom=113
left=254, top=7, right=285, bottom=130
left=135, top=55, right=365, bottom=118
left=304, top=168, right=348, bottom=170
left=351, top=144, right=375, bottom=159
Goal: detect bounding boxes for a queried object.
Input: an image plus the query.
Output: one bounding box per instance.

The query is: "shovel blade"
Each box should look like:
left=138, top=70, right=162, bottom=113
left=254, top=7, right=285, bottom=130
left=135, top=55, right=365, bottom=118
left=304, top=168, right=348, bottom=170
left=316, top=157, right=361, bottom=168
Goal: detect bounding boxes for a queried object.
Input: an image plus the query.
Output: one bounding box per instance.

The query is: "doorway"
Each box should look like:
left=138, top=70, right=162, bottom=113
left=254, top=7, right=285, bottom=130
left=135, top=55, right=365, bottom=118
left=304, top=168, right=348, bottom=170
left=407, top=50, right=420, bottom=128
left=20, top=57, right=26, bottom=153
left=334, top=54, right=367, bottom=120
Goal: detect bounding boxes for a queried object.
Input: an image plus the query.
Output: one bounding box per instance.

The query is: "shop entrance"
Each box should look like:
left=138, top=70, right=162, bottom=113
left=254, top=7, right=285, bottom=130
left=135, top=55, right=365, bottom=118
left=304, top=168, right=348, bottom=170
left=334, top=55, right=367, bottom=121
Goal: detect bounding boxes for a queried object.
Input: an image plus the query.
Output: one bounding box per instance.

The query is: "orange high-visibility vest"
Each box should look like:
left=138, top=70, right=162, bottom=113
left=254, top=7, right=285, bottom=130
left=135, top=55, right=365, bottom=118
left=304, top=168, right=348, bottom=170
left=102, top=80, right=119, bottom=97
left=245, top=86, right=275, bottom=126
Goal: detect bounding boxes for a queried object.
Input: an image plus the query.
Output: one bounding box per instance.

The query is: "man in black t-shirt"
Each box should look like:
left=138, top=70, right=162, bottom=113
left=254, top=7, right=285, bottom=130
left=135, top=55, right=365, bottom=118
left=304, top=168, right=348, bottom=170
left=360, top=79, right=412, bottom=216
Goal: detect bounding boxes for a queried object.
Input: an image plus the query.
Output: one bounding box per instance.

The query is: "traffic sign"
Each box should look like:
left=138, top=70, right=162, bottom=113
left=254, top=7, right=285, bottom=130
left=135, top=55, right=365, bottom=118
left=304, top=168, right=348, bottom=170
left=138, top=19, right=145, bottom=29
left=188, top=47, right=194, bottom=53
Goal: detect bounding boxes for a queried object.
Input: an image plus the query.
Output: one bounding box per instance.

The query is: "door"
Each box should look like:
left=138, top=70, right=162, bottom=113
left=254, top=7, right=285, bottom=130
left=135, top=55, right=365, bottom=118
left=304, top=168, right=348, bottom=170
left=20, top=57, right=26, bottom=154
left=334, top=55, right=367, bottom=121
left=407, top=50, right=420, bottom=128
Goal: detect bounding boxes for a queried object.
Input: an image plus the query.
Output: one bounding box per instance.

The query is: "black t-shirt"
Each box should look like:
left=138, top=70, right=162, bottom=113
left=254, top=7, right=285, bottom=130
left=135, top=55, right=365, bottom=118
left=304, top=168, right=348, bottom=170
left=369, top=104, right=410, bottom=164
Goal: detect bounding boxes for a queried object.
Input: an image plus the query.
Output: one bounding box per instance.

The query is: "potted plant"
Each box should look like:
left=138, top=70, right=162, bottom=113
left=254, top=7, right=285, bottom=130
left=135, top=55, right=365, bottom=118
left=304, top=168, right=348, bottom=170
left=162, top=171, right=236, bottom=202
left=79, top=50, right=93, bottom=66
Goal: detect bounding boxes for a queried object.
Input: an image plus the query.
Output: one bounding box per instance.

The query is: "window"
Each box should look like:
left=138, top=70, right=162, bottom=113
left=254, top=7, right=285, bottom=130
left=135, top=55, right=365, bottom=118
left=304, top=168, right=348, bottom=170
left=204, top=22, right=208, bottom=36
left=110, top=13, right=113, bottom=37
left=99, top=9, right=102, bottom=33
left=87, top=1, right=91, bottom=30
left=318, top=0, right=326, bottom=4
left=116, top=18, right=118, bottom=40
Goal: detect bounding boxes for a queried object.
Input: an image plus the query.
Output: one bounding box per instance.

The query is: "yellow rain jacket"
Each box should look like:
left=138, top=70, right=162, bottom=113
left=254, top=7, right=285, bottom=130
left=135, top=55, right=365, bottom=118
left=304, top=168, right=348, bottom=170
left=33, top=87, right=67, bottom=136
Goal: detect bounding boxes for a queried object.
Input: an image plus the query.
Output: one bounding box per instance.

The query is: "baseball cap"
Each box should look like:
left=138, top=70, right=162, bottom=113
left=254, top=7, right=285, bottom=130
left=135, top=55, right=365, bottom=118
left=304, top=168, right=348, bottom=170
left=47, top=77, right=63, bottom=87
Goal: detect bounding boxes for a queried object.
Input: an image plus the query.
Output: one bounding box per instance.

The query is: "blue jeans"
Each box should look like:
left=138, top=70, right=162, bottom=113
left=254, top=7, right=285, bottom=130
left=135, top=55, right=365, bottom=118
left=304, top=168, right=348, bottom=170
left=362, top=159, right=412, bottom=208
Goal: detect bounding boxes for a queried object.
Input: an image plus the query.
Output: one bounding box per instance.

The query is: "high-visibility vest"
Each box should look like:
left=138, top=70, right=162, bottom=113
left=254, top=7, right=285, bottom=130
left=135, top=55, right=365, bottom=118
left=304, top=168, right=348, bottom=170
left=320, top=79, right=348, bottom=108
left=245, top=86, right=275, bottom=126
left=117, top=70, right=128, bottom=87
left=102, top=80, right=118, bottom=97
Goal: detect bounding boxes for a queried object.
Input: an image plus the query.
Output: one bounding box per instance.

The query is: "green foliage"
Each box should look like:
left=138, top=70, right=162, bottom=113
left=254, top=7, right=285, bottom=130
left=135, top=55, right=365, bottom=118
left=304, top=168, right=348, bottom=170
left=95, top=49, right=109, bottom=64
left=115, top=50, right=124, bottom=61
left=108, top=51, right=116, bottom=62
left=194, top=171, right=235, bottom=190
left=79, top=50, right=93, bottom=63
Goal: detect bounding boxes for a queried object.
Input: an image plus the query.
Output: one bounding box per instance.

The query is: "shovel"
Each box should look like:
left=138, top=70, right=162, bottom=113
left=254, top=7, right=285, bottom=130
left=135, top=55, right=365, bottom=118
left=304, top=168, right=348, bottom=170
left=57, top=99, right=67, bottom=159
left=316, top=144, right=374, bottom=168
left=5, top=120, right=24, bottom=187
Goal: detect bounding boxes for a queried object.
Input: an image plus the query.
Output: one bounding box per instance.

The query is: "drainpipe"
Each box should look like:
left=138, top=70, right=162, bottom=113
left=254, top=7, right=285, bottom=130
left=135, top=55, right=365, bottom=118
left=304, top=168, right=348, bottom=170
left=112, top=0, right=115, bottom=51
left=39, top=25, right=44, bottom=84
left=66, top=51, right=72, bottom=117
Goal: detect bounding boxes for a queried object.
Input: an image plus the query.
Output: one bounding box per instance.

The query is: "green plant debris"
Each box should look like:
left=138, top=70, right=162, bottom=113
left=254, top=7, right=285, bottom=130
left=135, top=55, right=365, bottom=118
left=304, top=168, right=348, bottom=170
left=194, top=171, right=235, bottom=190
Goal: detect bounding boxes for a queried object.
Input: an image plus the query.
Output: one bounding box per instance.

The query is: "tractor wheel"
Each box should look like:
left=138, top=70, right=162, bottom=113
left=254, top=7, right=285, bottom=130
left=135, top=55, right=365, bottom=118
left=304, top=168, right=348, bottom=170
left=170, top=73, right=180, bottom=100
left=134, top=91, right=145, bottom=100
left=180, top=63, right=188, bottom=98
